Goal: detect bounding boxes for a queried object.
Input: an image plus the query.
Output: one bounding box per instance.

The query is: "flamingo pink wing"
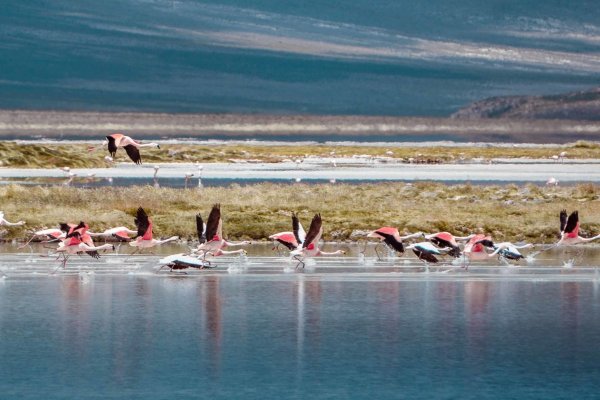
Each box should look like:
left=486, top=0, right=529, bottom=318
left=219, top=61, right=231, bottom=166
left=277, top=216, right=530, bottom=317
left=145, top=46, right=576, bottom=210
left=375, top=227, right=399, bottom=236
left=142, top=221, right=153, bottom=240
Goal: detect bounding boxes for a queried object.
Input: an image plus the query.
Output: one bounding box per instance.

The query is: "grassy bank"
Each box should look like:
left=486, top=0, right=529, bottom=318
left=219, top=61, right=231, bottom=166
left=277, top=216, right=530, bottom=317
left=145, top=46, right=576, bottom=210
left=1, top=183, right=599, bottom=243
left=1, top=141, right=600, bottom=168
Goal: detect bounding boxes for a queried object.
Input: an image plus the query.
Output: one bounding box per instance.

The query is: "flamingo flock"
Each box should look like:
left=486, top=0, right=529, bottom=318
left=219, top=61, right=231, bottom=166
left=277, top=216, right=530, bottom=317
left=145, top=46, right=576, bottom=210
left=4, top=207, right=600, bottom=272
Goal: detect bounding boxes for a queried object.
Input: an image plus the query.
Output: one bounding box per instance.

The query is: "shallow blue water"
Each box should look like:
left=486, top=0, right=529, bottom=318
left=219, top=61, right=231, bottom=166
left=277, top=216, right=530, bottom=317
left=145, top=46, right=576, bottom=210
left=1, top=276, right=599, bottom=399
left=1, top=1, right=598, bottom=116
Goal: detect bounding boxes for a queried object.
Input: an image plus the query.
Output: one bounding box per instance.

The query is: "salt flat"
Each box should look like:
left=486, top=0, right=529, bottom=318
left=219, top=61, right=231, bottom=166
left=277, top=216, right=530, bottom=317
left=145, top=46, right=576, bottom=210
left=1, top=157, right=598, bottom=183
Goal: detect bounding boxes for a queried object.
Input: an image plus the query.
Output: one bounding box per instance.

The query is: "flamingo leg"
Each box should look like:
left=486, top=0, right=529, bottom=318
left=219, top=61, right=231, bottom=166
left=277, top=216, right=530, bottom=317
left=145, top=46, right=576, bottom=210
left=293, top=255, right=305, bottom=270
left=374, top=243, right=383, bottom=260
left=125, top=248, right=140, bottom=260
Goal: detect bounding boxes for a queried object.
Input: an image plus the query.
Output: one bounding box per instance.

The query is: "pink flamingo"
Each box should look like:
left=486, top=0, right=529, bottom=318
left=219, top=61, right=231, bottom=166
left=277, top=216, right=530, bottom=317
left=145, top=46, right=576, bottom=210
left=557, top=210, right=600, bottom=245
left=268, top=212, right=305, bottom=254
left=19, top=227, right=66, bottom=248
left=55, top=221, right=114, bottom=268
left=106, top=133, right=160, bottom=164
left=424, top=232, right=474, bottom=257
left=290, top=214, right=345, bottom=269
left=88, top=227, right=138, bottom=242
left=196, top=204, right=250, bottom=258
left=366, top=227, right=423, bottom=259
left=129, top=208, right=179, bottom=255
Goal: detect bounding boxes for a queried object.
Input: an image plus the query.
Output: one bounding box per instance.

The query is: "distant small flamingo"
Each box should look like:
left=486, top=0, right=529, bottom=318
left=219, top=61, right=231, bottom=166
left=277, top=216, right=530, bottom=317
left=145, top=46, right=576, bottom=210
left=129, top=207, right=179, bottom=255
left=106, top=133, right=160, bottom=164
left=290, top=214, right=345, bottom=269
left=367, top=227, right=423, bottom=259
left=196, top=204, right=250, bottom=258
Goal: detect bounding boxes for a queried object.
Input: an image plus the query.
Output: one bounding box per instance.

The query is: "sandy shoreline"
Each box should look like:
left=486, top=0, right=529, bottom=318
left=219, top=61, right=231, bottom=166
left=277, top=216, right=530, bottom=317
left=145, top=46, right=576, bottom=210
left=1, top=110, right=600, bottom=143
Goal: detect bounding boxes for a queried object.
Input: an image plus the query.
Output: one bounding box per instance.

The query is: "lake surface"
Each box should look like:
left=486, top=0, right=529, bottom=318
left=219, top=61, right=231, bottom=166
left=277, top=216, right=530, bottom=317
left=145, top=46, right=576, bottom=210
left=1, top=273, right=600, bottom=399
left=2, top=1, right=599, bottom=116
left=1, top=243, right=600, bottom=399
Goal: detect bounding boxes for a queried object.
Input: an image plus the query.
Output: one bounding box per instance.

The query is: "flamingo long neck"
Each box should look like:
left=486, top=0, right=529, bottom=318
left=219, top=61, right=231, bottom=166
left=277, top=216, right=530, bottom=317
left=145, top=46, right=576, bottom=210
left=1, top=219, right=25, bottom=226
left=137, top=142, right=158, bottom=148
left=580, top=234, right=600, bottom=243
left=80, top=242, right=113, bottom=251
left=225, top=240, right=249, bottom=247
left=156, top=236, right=179, bottom=245
left=400, top=232, right=423, bottom=241
left=455, top=234, right=475, bottom=241
left=318, top=249, right=344, bottom=256
left=216, top=249, right=246, bottom=255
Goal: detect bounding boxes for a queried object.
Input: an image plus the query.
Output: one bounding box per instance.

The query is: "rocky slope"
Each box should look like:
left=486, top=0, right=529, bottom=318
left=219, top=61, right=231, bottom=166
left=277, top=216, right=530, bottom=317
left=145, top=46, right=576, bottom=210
left=452, top=87, right=600, bottom=120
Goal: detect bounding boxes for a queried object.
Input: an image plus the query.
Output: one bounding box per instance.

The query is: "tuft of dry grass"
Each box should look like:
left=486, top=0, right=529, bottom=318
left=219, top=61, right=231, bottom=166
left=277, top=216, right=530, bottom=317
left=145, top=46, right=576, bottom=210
left=1, top=183, right=599, bottom=243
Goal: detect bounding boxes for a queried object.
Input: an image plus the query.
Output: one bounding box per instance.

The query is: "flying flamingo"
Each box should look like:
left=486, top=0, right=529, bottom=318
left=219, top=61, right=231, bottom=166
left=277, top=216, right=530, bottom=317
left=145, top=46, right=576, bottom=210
left=195, top=204, right=250, bottom=258
left=290, top=214, right=345, bottom=269
left=55, top=221, right=115, bottom=268
left=366, top=227, right=423, bottom=259
left=19, top=227, right=66, bottom=248
left=406, top=242, right=446, bottom=264
left=88, top=226, right=137, bottom=242
left=157, top=253, right=214, bottom=272
left=463, top=234, right=496, bottom=262
left=0, top=212, right=25, bottom=227
left=268, top=212, right=305, bottom=254
left=128, top=207, right=179, bottom=255
left=463, top=235, right=532, bottom=267
left=424, top=232, right=474, bottom=257
left=557, top=210, right=600, bottom=246
left=106, top=133, right=160, bottom=164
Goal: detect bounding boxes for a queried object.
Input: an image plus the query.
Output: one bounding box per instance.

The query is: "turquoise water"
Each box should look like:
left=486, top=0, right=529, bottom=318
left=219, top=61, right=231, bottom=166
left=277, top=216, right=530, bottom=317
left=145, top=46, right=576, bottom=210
left=1, top=275, right=600, bottom=399
left=1, top=1, right=598, bottom=115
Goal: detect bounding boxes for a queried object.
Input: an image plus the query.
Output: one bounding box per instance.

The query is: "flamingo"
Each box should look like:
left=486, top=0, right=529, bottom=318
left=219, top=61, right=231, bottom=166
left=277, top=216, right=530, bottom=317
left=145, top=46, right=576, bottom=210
left=268, top=212, right=305, bottom=254
left=290, top=214, right=345, bottom=269
left=0, top=212, right=25, bottom=227
left=366, top=227, right=423, bottom=259
left=19, top=227, right=66, bottom=248
left=463, top=235, right=531, bottom=266
left=88, top=227, right=138, bottom=242
left=195, top=204, right=250, bottom=258
left=106, top=133, right=160, bottom=165
left=490, top=242, right=533, bottom=262
left=405, top=241, right=447, bottom=265
left=463, top=234, right=496, bottom=262
left=55, top=221, right=115, bottom=268
left=557, top=210, right=600, bottom=246
left=157, top=253, right=214, bottom=272
left=129, top=207, right=179, bottom=254
left=153, top=165, right=160, bottom=188
left=424, top=232, right=474, bottom=258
